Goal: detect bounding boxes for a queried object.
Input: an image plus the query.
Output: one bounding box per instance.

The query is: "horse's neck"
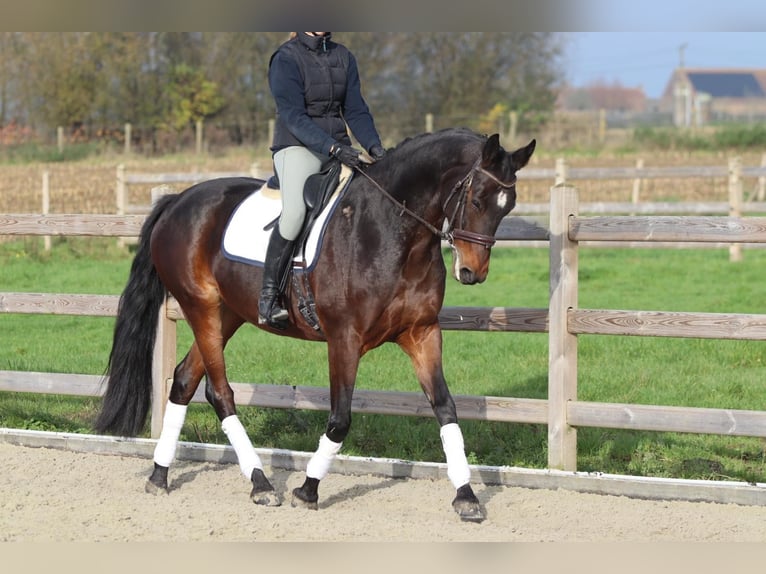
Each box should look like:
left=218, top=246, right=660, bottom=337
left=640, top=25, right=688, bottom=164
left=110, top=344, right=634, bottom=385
left=377, top=138, right=476, bottom=227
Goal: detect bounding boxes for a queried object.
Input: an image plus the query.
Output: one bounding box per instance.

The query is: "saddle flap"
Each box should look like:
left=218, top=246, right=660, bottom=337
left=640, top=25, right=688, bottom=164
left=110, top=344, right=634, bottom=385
left=303, top=159, right=342, bottom=210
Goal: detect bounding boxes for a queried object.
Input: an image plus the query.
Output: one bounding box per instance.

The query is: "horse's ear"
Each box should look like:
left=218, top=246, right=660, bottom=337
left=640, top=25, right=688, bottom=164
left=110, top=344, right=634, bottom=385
left=481, top=133, right=502, bottom=166
left=510, top=139, right=536, bottom=170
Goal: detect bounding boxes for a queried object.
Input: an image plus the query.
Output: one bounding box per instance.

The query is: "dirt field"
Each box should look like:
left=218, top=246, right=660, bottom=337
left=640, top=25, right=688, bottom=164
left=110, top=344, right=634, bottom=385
left=2, top=441, right=766, bottom=542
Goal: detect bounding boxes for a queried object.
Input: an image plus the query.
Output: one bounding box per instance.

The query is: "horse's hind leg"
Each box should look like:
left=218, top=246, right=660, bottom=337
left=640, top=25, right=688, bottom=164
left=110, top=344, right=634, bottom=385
left=185, top=305, right=281, bottom=506
left=145, top=344, right=207, bottom=494
left=148, top=305, right=279, bottom=505
left=398, top=323, right=485, bottom=523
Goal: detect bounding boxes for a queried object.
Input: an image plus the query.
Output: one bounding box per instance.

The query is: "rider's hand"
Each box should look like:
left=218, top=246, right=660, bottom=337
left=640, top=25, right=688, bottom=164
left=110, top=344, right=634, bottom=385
left=369, top=144, right=386, bottom=161
left=330, top=143, right=362, bottom=168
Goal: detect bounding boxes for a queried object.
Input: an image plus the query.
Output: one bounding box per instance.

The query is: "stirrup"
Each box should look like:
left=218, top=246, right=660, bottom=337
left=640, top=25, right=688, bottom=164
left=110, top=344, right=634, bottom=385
left=258, top=301, right=289, bottom=329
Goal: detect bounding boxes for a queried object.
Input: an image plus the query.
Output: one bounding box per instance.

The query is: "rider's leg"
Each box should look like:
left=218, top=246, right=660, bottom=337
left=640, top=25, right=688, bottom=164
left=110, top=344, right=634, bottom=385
left=258, top=146, right=324, bottom=328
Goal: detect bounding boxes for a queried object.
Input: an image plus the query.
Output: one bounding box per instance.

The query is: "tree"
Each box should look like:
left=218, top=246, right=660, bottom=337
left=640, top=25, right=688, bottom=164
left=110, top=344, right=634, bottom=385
left=200, top=32, right=285, bottom=144
left=347, top=32, right=564, bottom=139
left=0, top=33, right=24, bottom=126
left=0, top=32, right=565, bottom=151
left=21, top=33, right=101, bottom=130
left=163, top=63, right=224, bottom=132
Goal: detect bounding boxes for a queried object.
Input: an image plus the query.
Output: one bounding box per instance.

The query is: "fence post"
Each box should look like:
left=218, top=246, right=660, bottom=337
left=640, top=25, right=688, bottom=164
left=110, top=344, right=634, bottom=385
left=554, top=157, right=568, bottom=186
left=42, top=171, right=51, bottom=252
left=548, top=184, right=579, bottom=471
left=57, top=126, right=64, bottom=154
left=195, top=119, right=203, bottom=155
left=124, top=123, right=132, bottom=155
left=150, top=296, right=177, bottom=439
left=598, top=108, right=606, bottom=143
left=758, top=152, right=766, bottom=201
left=425, top=113, right=434, bottom=133
left=508, top=111, right=518, bottom=143
left=729, top=157, right=742, bottom=262
left=630, top=158, right=644, bottom=215
left=116, top=164, right=126, bottom=248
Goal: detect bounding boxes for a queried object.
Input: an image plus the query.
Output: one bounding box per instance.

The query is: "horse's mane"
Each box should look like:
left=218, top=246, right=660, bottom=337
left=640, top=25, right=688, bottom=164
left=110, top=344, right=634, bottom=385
left=367, top=127, right=486, bottom=178
left=359, top=128, right=487, bottom=203
left=387, top=127, right=485, bottom=156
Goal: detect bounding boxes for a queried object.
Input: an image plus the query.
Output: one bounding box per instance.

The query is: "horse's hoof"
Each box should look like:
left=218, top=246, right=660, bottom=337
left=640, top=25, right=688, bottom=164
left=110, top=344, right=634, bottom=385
left=452, top=484, right=485, bottom=523
left=453, top=499, right=485, bottom=523
left=250, top=488, right=282, bottom=507
left=249, top=468, right=281, bottom=506
left=145, top=479, right=169, bottom=496
left=290, top=487, right=319, bottom=510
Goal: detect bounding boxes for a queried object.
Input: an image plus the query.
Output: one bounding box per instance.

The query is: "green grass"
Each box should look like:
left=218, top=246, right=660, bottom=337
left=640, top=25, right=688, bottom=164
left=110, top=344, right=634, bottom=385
left=1, top=238, right=765, bottom=482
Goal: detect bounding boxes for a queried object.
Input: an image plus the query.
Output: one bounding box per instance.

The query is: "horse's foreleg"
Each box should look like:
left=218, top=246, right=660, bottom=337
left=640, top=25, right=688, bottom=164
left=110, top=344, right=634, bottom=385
left=292, top=341, right=359, bottom=510
left=398, top=323, right=485, bottom=522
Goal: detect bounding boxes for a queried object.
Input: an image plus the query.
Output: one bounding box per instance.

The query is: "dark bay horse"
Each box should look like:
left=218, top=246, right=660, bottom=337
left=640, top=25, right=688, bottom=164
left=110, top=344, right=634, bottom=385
left=95, top=127, right=535, bottom=522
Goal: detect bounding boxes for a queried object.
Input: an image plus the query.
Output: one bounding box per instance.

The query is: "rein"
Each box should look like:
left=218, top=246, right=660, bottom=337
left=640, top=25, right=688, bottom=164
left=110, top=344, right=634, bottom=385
left=355, top=157, right=515, bottom=249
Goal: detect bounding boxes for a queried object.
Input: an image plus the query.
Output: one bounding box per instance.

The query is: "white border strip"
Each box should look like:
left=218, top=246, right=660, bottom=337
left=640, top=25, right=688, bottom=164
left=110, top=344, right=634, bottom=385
left=2, top=428, right=765, bottom=506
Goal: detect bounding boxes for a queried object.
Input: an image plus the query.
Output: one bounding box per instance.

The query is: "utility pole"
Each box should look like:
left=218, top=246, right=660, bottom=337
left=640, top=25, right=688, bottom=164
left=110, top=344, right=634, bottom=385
left=674, top=42, right=691, bottom=127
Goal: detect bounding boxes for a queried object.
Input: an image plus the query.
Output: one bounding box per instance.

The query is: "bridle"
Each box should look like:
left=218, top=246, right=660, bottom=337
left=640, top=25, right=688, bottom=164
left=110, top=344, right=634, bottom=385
left=355, top=157, right=516, bottom=250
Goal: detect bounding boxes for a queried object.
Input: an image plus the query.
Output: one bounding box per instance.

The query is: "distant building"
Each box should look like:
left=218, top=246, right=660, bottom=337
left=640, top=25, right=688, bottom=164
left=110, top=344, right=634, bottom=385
left=661, top=68, right=766, bottom=126
left=558, top=81, right=647, bottom=112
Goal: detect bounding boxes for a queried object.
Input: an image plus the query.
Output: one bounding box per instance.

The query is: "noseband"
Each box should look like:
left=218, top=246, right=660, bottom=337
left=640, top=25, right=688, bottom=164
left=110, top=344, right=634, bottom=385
left=356, top=157, right=516, bottom=250
left=442, top=158, right=517, bottom=249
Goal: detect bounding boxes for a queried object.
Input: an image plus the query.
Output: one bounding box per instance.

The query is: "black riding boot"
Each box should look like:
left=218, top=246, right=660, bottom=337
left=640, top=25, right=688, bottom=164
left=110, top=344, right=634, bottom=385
left=258, top=225, right=294, bottom=329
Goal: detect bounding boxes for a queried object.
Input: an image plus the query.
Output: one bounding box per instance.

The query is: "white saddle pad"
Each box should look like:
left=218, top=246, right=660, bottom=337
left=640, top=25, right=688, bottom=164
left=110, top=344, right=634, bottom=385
left=222, top=166, right=351, bottom=270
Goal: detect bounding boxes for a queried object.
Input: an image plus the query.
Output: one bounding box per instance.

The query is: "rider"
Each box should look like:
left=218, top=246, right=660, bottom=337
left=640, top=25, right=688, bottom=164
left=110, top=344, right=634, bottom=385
left=260, top=32, right=386, bottom=328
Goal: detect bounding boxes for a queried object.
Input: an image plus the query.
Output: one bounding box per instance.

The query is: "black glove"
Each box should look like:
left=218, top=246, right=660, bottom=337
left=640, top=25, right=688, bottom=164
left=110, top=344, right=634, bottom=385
left=330, top=143, right=362, bottom=168
left=369, top=144, right=386, bottom=161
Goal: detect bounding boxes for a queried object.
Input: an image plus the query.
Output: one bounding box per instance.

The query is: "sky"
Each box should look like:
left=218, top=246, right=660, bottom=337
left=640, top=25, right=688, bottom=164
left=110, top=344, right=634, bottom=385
left=562, top=32, right=766, bottom=100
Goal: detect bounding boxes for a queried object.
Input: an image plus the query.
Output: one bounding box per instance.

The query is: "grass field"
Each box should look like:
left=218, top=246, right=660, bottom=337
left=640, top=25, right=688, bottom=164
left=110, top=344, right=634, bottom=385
left=1, top=237, right=765, bottom=482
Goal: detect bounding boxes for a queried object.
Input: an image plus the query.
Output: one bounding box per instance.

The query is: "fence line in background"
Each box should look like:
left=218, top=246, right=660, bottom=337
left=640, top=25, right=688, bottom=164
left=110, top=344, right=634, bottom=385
left=18, top=156, right=766, bottom=251
left=3, top=185, right=766, bottom=487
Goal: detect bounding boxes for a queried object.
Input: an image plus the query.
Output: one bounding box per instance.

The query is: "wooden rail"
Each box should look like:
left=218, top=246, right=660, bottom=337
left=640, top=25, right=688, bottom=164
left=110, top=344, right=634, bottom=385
left=115, top=164, right=267, bottom=217
left=520, top=162, right=766, bottom=181
left=546, top=185, right=766, bottom=471
left=3, top=184, right=766, bottom=489
left=569, top=215, right=766, bottom=243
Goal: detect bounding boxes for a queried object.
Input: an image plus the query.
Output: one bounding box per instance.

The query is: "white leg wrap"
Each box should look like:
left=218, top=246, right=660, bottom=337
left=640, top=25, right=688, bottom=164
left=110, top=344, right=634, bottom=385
left=221, top=415, right=263, bottom=479
left=440, top=423, right=472, bottom=489
left=153, top=401, right=188, bottom=467
left=305, top=434, right=343, bottom=480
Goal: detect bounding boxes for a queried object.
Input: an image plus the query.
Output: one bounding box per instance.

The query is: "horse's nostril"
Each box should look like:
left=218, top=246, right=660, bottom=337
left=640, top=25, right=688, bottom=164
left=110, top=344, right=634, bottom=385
left=459, top=268, right=477, bottom=285
left=459, top=267, right=488, bottom=285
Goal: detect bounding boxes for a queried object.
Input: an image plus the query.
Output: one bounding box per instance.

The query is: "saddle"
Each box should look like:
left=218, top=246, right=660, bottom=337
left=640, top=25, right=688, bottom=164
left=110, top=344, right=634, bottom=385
left=265, top=158, right=346, bottom=331
left=264, top=158, right=343, bottom=258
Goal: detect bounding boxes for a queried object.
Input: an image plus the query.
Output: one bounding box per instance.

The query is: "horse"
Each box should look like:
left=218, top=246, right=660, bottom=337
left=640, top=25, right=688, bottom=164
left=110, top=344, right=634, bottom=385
left=95, top=127, right=536, bottom=522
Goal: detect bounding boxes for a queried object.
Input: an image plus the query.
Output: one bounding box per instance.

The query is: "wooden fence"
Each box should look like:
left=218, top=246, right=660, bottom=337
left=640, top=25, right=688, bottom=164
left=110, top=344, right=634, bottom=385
left=115, top=156, right=766, bottom=219
left=115, top=163, right=269, bottom=217
left=2, top=185, right=766, bottom=476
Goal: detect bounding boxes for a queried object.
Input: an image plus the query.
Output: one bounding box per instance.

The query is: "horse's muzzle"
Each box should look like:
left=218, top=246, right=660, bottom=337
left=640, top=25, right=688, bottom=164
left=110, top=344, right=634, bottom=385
left=458, top=266, right=486, bottom=285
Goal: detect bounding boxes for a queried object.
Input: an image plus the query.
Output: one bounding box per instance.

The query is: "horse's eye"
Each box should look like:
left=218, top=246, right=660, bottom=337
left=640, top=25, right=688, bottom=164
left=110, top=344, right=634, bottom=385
left=471, top=199, right=481, bottom=210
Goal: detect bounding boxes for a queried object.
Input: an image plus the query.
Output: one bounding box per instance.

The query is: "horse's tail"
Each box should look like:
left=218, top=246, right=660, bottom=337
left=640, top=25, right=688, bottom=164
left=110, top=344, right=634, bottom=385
left=95, top=194, right=179, bottom=436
